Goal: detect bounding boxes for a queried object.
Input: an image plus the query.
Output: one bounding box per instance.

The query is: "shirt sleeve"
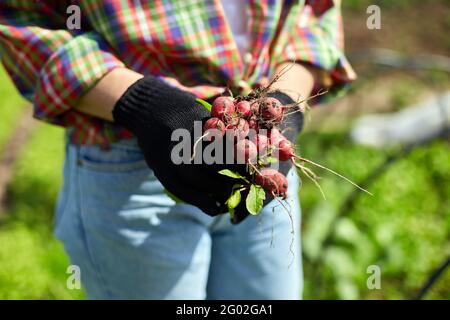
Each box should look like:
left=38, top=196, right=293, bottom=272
left=0, top=0, right=124, bottom=126
left=278, top=0, right=357, bottom=103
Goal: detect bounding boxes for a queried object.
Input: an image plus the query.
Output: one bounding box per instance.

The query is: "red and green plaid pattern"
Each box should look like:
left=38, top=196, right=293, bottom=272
left=0, top=0, right=355, bottom=145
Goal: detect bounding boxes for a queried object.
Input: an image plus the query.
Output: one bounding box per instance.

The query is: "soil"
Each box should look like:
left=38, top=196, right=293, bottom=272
left=343, top=2, right=450, bottom=57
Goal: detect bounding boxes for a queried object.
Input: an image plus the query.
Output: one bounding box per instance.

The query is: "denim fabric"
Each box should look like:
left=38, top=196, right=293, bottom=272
left=55, top=136, right=303, bottom=299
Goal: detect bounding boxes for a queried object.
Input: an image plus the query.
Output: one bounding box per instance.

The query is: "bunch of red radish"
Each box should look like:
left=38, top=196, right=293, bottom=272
left=202, top=95, right=301, bottom=201
left=198, top=94, right=370, bottom=216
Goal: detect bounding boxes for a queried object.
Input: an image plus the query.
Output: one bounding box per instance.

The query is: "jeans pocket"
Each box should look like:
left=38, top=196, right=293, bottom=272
left=78, top=139, right=148, bottom=173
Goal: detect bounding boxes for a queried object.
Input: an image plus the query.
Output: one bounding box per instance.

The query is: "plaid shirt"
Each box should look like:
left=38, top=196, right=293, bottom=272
left=0, top=0, right=356, bottom=145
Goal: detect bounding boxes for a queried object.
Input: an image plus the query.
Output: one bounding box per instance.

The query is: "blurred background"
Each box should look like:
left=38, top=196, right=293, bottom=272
left=0, top=0, right=448, bottom=299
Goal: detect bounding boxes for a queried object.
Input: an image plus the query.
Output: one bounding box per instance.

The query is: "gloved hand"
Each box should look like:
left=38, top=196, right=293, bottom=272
left=112, top=76, right=233, bottom=216
left=231, top=91, right=304, bottom=224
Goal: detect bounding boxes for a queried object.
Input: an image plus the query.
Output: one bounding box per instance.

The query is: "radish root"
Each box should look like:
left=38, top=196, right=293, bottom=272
left=294, top=156, right=373, bottom=196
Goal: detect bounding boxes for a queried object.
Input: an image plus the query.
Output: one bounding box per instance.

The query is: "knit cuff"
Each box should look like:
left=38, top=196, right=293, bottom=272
left=112, top=76, right=197, bottom=135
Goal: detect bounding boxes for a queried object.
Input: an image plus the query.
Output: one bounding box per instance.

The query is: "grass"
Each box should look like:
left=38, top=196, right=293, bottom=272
left=0, top=65, right=27, bottom=149
left=0, top=66, right=85, bottom=299
left=298, top=131, right=450, bottom=299
left=0, top=121, right=84, bottom=299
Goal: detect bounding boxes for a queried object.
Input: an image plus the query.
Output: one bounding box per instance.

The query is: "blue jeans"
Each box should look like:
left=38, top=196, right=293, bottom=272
left=55, top=135, right=303, bottom=299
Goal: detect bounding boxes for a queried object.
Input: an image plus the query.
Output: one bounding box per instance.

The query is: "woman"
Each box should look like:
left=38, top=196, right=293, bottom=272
left=0, top=0, right=355, bottom=299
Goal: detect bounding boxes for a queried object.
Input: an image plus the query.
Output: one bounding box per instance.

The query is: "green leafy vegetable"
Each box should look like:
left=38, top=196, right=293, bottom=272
left=196, top=98, right=212, bottom=111
left=246, top=184, right=266, bottom=215
left=218, top=169, right=248, bottom=182
left=265, top=156, right=278, bottom=164
left=226, top=185, right=242, bottom=210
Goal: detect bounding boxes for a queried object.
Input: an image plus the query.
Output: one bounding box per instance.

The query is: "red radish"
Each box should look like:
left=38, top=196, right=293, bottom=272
left=234, top=139, right=257, bottom=164
left=250, top=133, right=270, bottom=155
left=211, top=96, right=235, bottom=120
left=203, top=117, right=225, bottom=141
left=268, top=128, right=285, bottom=144
left=277, top=139, right=295, bottom=161
left=235, top=101, right=252, bottom=117
left=250, top=101, right=260, bottom=114
left=226, top=118, right=250, bottom=140
left=268, top=128, right=295, bottom=161
left=268, top=130, right=294, bottom=161
left=271, top=133, right=370, bottom=196
left=248, top=116, right=259, bottom=130
left=255, top=168, right=288, bottom=198
left=201, top=80, right=371, bottom=219
left=261, top=97, right=284, bottom=125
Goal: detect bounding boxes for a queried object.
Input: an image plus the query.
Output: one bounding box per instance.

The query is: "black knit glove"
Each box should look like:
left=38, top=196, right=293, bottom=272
left=112, top=76, right=231, bottom=216
left=231, top=91, right=304, bottom=224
